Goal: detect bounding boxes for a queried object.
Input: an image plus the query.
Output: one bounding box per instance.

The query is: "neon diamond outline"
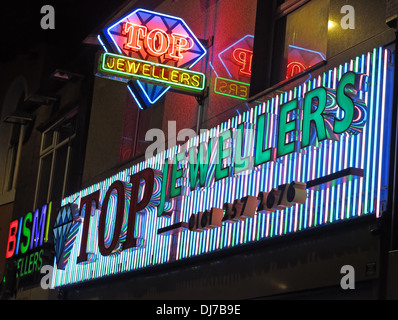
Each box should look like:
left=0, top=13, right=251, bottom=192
left=100, top=8, right=207, bottom=109
left=218, top=34, right=254, bottom=80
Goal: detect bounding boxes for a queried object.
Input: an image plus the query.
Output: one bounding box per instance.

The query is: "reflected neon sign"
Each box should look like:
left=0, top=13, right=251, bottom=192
left=214, top=77, right=250, bottom=100
left=231, top=48, right=253, bottom=77
left=286, top=45, right=326, bottom=80
left=214, top=35, right=254, bottom=100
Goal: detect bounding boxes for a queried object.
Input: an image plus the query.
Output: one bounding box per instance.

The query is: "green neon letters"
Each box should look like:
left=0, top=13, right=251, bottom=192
left=254, top=113, right=274, bottom=166
left=334, top=72, right=356, bottom=134
left=20, top=212, right=32, bottom=255
left=234, top=123, right=252, bottom=174
left=16, top=249, right=44, bottom=278
left=278, top=99, right=299, bottom=158
left=170, top=151, right=185, bottom=198
left=183, top=71, right=364, bottom=188
left=189, top=140, right=213, bottom=190
left=301, top=87, right=328, bottom=148
left=215, top=129, right=232, bottom=181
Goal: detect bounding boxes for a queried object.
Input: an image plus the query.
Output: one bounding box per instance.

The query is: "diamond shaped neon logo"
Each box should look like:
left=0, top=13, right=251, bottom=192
left=53, top=203, right=80, bottom=270
left=100, top=8, right=207, bottom=109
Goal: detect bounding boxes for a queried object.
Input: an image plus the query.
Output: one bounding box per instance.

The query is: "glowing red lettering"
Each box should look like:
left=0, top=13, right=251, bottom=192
left=122, top=23, right=147, bottom=51
left=232, top=48, right=253, bottom=77
left=286, top=61, right=306, bottom=79
left=145, top=29, right=170, bottom=57
left=166, top=33, right=193, bottom=61
left=5, top=220, right=18, bottom=259
left=121, top=23, right=193, bottom=61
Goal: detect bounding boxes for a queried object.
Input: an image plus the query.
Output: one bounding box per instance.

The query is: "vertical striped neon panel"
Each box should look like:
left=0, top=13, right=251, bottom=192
left=52, top=47, right=393, bottom=288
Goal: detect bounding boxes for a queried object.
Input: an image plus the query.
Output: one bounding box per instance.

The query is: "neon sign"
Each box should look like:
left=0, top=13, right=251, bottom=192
left=98, top=53, right=205, bottom=93
left=97, top=8, right=207, bottom=109
left=232, top=48, right=253, bottom=77
left=52, top=48, right=392, bottom=288
left=287, top=61, right=307, bottom=79
left=218, top=35, right=254, bottom=79
left=5, top=203, right=53, bottom=279
left=214, top=35, right=254, bottom=100
left=121, top=23, right=193, bottom=61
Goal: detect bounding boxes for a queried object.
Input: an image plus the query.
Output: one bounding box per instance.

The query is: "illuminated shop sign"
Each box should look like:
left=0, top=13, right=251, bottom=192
left=52, top=48, right=391, bottom=288
left=98, top=53, right=205, bottom=94
left=5, top=203, right=53, bottom=279
left=213, top=35, right=253, bottom=100
left=97, top=8, right=207, bottom=109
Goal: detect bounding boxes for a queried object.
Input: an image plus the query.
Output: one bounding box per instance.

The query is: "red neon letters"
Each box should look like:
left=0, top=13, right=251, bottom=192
left=121, top=22, right=193, bottom=61
left=5, top=220, right=19, bottom=259
left=232, top=48, right=253, bottom=77
left=286, top=61, right=306, bottom=79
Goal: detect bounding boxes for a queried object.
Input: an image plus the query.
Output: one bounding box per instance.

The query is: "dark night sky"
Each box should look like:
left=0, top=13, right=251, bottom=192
left=0, top=0, right=127, bottom=60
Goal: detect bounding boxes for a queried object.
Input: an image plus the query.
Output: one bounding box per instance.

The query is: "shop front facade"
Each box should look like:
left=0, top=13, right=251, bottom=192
left=1, top=0, right=398, bottom=300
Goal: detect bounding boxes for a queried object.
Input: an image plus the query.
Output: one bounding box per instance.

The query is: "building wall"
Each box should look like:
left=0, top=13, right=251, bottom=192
left=0, top=42, right=97, bottom=298
left=0, top=44, right=46, bottom=296
left=82, top=77, right=130, bottom=187
left=0, top=45, right=45, bottom=206
left=0, top=202, right=13, bottom=285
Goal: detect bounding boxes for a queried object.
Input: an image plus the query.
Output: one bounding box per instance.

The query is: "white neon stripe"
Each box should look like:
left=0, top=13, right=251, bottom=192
left=376, top=49, right=388, bottom=217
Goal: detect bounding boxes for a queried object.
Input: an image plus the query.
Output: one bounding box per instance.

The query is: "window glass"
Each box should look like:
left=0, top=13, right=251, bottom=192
left=4, top=140, right=18, bottom=191
left=51, top=143, right=69, bottom=201
left=36, top=153, right=53, bottom=207
left=3, top=124, right=21, bottom=191
left=57, top=117, right=76, bottom=143
left=41, top=130, right=54, bottom=151
left=271, top=0, right=329, bottom=84
left=64, top=137, right=77, bottom=197
left=327, top=0, right=391, bottom=59
left=35, top=117, right=76, bottom=208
